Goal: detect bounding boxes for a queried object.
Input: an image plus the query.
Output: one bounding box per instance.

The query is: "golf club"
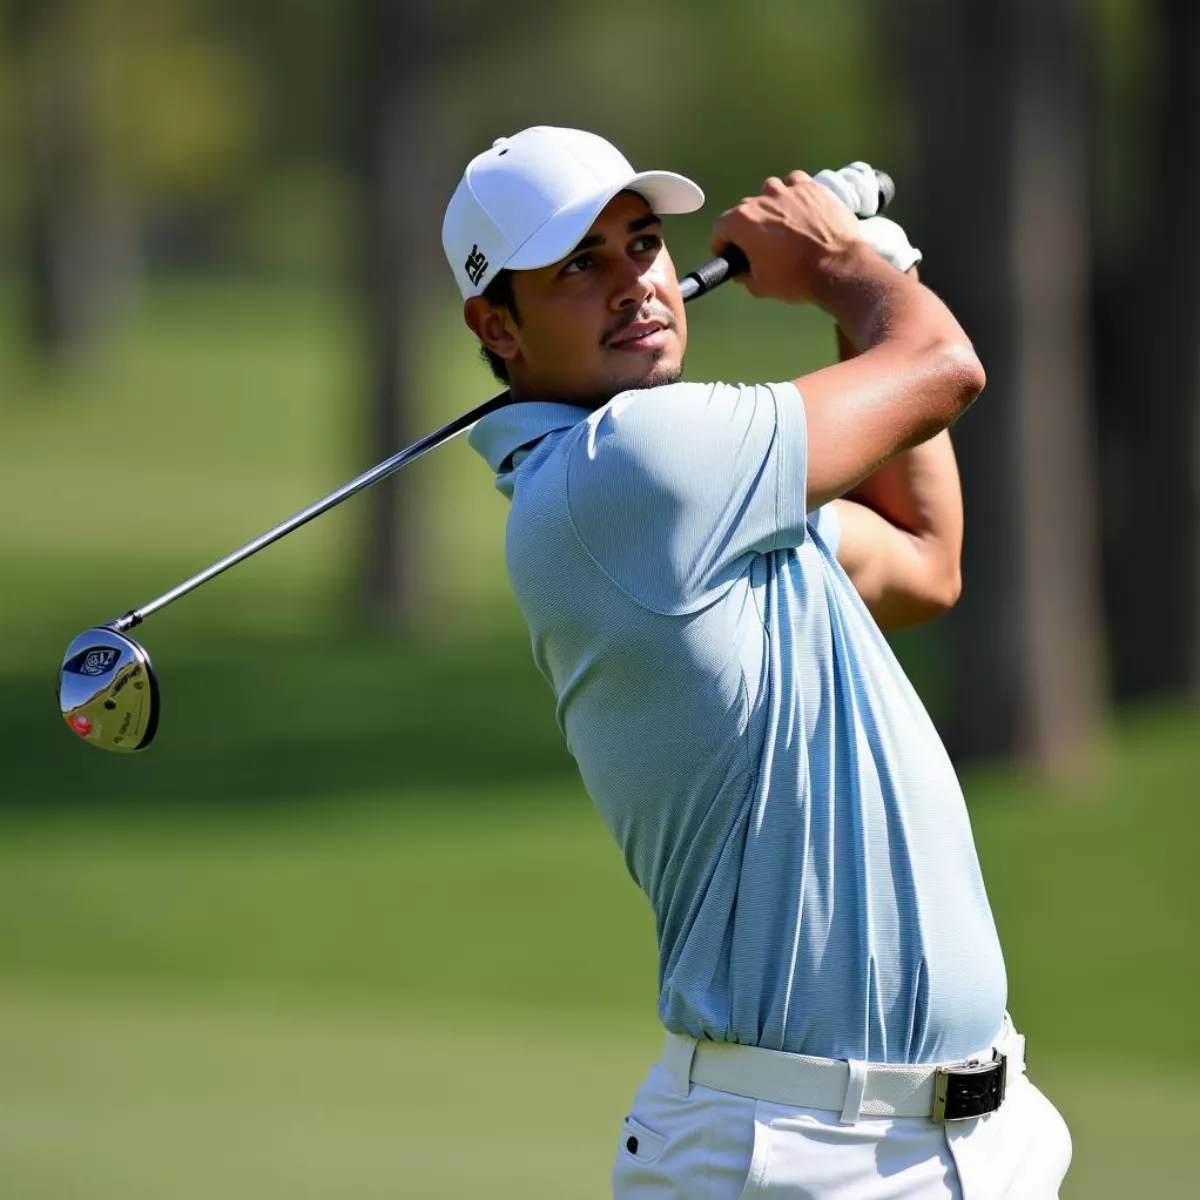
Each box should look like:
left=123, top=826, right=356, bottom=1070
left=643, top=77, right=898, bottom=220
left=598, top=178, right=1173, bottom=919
left=58, top=168, right=895, bottom=753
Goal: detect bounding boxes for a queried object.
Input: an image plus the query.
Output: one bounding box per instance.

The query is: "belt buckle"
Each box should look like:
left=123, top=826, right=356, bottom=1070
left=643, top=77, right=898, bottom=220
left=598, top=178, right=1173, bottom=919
left=931, top=1051, right=1007, bottom=1122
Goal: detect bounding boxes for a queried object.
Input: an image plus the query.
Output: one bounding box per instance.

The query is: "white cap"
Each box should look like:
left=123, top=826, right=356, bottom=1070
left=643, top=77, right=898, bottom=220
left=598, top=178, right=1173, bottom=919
left=442, top=126, right=705, bottom=299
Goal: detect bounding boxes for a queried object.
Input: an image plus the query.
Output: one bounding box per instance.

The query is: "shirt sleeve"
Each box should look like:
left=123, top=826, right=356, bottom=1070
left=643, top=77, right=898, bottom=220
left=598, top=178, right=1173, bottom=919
left=808, top=502, right=842, bottom=555
left=565, top=380, right=808, bottom=615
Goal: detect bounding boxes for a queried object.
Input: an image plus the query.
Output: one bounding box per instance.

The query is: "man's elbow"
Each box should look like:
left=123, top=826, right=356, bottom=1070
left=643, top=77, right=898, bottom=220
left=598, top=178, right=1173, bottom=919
left=901, top=341, right=985, bottom=444
left=936, top=342, right=986, bottom=418
left=926, top=565, right=963, bottom=616
left=904, top=560, right=963, bottom=626
left=873, top=562, right=962, bottom=630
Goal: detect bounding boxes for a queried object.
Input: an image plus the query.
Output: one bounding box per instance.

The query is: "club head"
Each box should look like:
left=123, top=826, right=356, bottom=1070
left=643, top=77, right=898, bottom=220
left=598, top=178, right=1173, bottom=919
left=58, top=626, right=159, bottom=753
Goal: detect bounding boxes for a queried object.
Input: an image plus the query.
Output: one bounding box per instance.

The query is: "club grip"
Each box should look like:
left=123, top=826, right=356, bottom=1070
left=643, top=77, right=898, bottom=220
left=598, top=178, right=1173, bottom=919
left=682, top=245, right=750, bottom=300
left=680, top=167, right=895, bottom=302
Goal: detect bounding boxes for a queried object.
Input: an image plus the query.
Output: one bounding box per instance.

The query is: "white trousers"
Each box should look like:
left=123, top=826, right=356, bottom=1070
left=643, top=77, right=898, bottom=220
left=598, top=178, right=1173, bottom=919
left=612, top=1032, right=1072, bottom=1199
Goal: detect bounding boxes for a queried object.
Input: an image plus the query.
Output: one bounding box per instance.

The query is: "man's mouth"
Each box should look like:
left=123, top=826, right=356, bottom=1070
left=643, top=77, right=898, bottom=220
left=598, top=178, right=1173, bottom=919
left=607, top=317, right=671, bottom=351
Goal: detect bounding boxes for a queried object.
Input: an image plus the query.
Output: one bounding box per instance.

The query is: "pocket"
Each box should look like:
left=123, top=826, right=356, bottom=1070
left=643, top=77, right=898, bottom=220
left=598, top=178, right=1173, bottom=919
left=732, top=1106, right=770, bottom=1200
left=1022, top=1080, right=1073, bottom=1191
left=612, top=1087, right=760, bottom=1199
left=619, top=1115, right=667, bottom=1166
left=953, top=1076, right=1072, bottom=1199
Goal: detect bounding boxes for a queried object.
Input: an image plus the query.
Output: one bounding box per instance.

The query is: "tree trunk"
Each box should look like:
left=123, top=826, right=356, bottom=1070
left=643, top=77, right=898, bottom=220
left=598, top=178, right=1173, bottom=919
left=357, top=0, right=444, bottom=627
left=353, top=0, right=556, bottom=628
left=885, top=0, right=1106, bottom=771
left=16, top=0, right=133, bottom=357
left=1093, top=0, right=1200, bottom=702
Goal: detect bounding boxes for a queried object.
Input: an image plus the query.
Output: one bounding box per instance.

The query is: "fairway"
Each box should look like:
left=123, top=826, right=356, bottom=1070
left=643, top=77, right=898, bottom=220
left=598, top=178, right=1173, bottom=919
left=0, top=984, right=659, bottom=1199
left=1, top=982, right=1196, bottom=1200
left=0, top=770, right=1198, bottom=1198
left=2, top=280, right=1196, bottom=1197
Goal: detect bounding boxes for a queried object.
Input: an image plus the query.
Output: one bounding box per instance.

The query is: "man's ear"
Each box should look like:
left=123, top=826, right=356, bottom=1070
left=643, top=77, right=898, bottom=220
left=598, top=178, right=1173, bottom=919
left=464, top=297, right=520, bottom=365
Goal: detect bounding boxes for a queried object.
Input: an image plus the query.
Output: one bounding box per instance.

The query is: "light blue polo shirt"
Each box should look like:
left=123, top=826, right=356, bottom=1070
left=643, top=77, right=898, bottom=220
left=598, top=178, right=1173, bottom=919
left=470, top=381, right=1006, bottom=1065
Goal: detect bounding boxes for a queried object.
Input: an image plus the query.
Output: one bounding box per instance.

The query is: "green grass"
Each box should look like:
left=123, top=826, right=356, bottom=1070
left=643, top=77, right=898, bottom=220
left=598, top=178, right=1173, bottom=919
left=1, top=995, right=1195, bottom=1200
left=3, top=715, right=1199, bottom=1061
left=1, top=986, right=1194, bottom=1200
left=1, top=740, right=1199, bottom=1199
left=0, top=984, right=660, bottom=1200
left=0, top=789, right=653, bottom=1020
left=2, top=278, right=1197, bottom=1196
left=971, top=708, right=1200, bottom=1072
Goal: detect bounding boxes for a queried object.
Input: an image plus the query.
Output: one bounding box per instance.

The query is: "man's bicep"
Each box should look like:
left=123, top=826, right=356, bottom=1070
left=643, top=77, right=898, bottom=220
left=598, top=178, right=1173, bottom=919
left=797, top=343, right=977, bottom=510
left=832, top=497, right=959, bottom=629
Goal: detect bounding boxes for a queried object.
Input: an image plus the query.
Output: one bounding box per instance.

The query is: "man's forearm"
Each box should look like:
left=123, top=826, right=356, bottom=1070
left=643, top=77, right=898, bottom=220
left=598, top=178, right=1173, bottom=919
left=796, top=246, right=983, bottom=509
left=833, top=268, right=964, bottom=542
left=812, top=242, right=973, bottom=364
left=713, top=172, right=984, bottom=510
left=832, top=311, right=965, bottom=622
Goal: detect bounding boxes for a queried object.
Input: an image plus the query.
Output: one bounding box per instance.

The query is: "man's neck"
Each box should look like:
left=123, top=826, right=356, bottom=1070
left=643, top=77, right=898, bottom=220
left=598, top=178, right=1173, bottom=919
left=505, top=366, right=684, bottom=412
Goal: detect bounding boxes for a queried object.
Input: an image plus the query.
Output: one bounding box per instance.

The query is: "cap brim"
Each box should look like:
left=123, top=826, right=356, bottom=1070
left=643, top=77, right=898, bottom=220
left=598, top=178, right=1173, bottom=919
left=506, top=171, right=704, bottom=272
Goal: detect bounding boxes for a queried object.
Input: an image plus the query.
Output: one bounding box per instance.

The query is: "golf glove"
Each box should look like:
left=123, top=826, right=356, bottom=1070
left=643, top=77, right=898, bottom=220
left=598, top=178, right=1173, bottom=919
left=858, top=215, right=923, bottom=274
left=814, top=161, right=923, bottom=274
left=814, top=161, right=884, bottom=217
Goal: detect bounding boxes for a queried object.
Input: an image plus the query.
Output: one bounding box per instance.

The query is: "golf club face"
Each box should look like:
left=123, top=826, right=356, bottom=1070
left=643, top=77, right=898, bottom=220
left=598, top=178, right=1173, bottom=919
left=58, top=626, right=159, bottom=752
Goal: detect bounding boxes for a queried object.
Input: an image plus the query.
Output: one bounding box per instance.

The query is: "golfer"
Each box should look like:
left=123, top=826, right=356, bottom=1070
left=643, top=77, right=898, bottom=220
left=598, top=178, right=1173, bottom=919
left=444, top=126, right=1072, bottom=1199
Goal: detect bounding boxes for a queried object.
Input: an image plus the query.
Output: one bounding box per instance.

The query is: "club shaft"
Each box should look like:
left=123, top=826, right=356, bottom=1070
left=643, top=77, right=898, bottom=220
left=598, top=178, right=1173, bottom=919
left=114, top=165, right=895, bottom=632
left=114, top=254, right=731, bottom=631
left=114, top=391, right=512, bottom=630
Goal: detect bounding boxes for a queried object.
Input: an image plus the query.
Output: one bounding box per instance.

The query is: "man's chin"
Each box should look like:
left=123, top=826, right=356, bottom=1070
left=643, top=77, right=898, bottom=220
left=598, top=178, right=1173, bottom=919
left=569, top=361, right=684, bottom=410
left=624, top=360, right=681, bottom=393
left=636, top=362, right=686, bottom=390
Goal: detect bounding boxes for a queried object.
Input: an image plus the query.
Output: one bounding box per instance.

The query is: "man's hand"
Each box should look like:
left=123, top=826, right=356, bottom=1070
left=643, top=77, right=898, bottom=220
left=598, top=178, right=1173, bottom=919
left=710, top=172, right=863, bottom=305
left=721, top=171, right=983, bottom=510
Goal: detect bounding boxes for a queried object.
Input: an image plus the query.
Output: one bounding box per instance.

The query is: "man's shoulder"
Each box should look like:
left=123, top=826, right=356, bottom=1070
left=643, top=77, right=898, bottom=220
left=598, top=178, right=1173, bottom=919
left=594, top=379, right=790, bottom=421
left=580, top=379, right=793, bottom=463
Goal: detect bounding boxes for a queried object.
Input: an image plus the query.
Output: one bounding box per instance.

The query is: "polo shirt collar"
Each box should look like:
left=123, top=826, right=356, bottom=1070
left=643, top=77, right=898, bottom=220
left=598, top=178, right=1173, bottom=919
left=468, top=398, right=590, bottom=473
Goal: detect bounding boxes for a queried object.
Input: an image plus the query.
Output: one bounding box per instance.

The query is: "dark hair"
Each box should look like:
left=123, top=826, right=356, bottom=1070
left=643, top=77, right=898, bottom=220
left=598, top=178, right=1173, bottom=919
left=479, top=269, right=521, bottom=383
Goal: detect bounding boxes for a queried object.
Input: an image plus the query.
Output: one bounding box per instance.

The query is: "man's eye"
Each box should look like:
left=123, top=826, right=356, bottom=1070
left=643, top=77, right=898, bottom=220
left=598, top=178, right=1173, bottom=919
left=632, top=235, right=661, bottom=254
left=561, top=253, right=592, bottom=276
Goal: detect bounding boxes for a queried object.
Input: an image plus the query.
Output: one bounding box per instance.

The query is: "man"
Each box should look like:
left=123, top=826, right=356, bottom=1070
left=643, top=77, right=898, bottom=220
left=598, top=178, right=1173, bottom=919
left=443, top=126, right=1072, bottom=1198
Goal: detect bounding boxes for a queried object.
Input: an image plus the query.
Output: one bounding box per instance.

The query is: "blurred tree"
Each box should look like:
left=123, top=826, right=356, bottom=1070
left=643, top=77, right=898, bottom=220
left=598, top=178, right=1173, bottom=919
left=8, top=0, right=256, bottom=357
left=1092, top=0, right=1200, bottom=702
left=353, top=0, right=557, bottom=626
left=662, top=0, right=893, bottom=211
left=356, top=0, right=442, bottom=624
left=11, top=0, right=125, bottom=353
left=885, top=0, right=1107, bottom=771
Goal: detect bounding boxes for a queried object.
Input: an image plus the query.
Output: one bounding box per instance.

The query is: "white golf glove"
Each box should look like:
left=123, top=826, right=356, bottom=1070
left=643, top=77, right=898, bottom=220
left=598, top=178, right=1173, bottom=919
left=813, top=160, right=884, bottom=217
left=858, top=215, right=923, bottom=274
left=813, top=161, right=923, bottom=274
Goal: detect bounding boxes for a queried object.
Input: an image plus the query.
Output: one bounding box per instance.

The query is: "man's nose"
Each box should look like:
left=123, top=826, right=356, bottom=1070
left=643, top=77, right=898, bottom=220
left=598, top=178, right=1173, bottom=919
left=613, top=259, right=654, bottom=310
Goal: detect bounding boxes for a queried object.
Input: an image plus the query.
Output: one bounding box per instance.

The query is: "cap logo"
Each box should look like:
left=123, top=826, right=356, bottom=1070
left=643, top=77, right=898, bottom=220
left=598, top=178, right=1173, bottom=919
left=464, top=244, right=489, bottom=287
